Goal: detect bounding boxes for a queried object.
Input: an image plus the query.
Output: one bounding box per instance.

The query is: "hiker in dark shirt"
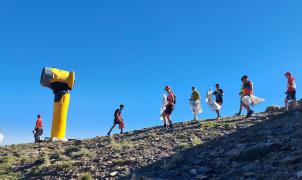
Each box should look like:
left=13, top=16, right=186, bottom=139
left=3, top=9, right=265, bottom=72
left=213, top=84, right=224, bottom=120
left=107, top=104, right=125, bottom=136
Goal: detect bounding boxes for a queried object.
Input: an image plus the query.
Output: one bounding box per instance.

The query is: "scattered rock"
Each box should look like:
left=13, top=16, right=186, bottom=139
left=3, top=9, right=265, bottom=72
left=227, top=148, right=242, bottom=159
left=110, top=171, right=118, bottom=177
left=296, top=171, right=302, bottom=178
left=245, top=172, right=256, bottom=177
left=190, top=169, right=198, bottom=175
left=257, top=130, right=272, bottom=136
left=280, top=156, right=301, bottom=165
left=197, top=167, right=213, bottom=175
left=195, top=175, right=208, bottom=180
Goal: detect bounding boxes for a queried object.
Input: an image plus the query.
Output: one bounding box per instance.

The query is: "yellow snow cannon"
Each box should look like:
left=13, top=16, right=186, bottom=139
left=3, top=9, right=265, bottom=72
left=40, top=67, right=75, bottom=141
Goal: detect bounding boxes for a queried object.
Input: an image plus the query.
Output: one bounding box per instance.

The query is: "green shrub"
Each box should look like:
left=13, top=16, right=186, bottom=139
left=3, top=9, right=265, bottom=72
left=80, top=172, right=93, bottom=180
left=177, top=142, right=191, bottom=150
left=71, top=148, right=91, bottom=159
left=191, top=135, right=202, bottom=146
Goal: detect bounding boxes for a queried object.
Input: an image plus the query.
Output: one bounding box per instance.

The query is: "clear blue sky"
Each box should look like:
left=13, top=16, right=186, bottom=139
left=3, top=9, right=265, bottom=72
left=1, top=1, right=302, bottom=145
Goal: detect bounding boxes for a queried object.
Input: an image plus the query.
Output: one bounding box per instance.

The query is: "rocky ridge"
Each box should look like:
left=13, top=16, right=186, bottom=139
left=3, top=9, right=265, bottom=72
left=1, top=108, right=302, bottom=180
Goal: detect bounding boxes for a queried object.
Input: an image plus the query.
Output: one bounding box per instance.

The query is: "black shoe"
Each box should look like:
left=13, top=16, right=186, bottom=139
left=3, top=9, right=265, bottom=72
left=235, top=112, right=241, bottom=117
left=245, top=110, right=254, bottom=118
left=163, top=124, right=167, bottom=129
left=169, top=124, right=173, bottom=129
left=250, top=110, right=254, bottom=115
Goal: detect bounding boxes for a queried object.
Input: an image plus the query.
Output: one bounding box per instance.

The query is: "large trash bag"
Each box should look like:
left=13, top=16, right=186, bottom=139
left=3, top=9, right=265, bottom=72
left=190, top=100, right=202, bottom=115
left=0, top=132, right=3, bottom=143
left=251, top=95, right=265, bottom=106
left=242, top=95, right=265, bottom=107
left=206, top=88, right=221, bottom=111
left=242, top=95, right=252, bottom=107
left=160, top=94, right=168, bottom=120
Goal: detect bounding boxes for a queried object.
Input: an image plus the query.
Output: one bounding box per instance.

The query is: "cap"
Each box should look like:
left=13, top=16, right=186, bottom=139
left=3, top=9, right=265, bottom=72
left=241, top=75, right=248, bottom=80
left=164, top=86, right=171, bottom=90
left=285, top=72, right=292, bottom=76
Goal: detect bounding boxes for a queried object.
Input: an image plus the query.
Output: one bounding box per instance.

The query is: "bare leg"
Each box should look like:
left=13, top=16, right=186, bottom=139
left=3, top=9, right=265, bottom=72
left=194, top=114, right=198, bottom=120
left=236, top=101, right=243, bottom=116
left=285, top=98, right=289, bottom=111
left=245, top=105, right=251, bottom=112
left=294, top=100, right=299, bottom=109
left=216, top=110, right=220, bottom=119
left=216, top=102, right=222, bottom=119
left=107, top=124, right=116, bottom=136
left=167, top=114, right=173, bottom=128
left=163, top=114, right=167, bottom=126
left=34, top=133, right=38, bottom=143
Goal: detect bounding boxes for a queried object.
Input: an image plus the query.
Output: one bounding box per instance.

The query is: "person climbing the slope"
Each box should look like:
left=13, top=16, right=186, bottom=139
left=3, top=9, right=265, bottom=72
left=213, top=84, right=224, bottom=120
left=235, top=75, right=254, bottom=118
left=189, top=86, right=202, bottom=120
left=163, top=86, right=176, bottom=129
left=285, top=72, right=299, bottom=110
left=33, top=114, right=43, bottom=143
left=107, top=104, right=125, bottom=136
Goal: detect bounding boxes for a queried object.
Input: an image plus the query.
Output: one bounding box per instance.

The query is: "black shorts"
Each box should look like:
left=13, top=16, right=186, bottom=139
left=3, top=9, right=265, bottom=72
left=216, top=100, right=223, bottom=105
left=286, top=91, right=296, bottom=100
left=165, top=105, right=174, bottom=115
left=114, top=119, right=120, bottom=124
left=35, top=128, right=43, bottom=136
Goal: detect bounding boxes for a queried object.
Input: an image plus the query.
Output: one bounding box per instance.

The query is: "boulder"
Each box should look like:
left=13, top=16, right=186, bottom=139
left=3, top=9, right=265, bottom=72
left=265, top=105, right=282, bottom=113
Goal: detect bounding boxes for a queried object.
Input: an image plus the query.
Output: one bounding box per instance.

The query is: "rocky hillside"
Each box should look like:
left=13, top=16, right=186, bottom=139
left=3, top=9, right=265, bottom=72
left=1, top=109, right=302, bottom=180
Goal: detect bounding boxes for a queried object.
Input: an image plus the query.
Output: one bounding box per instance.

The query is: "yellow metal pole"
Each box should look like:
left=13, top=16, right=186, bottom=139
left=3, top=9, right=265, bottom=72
left=50, top=93, right=70, bottom=140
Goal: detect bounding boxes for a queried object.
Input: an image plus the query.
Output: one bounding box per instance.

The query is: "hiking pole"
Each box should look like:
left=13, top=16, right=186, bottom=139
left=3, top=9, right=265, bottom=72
left=40, top=67, right=75, bottom=142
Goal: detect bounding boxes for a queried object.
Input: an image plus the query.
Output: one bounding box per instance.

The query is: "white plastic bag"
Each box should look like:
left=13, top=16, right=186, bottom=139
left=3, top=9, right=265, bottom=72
left=160, top=94, right=168, bottom=120
left=251, top=95, right=265, bottom=106
left=242, top=95, right=265, bottom=107
left=0, top=132, right=3, bottom=144
left=242, top=95, right=252, bottom=106
left=206, top=88, right=221, bottom=111
left=190, top=100, right=202, bottom=115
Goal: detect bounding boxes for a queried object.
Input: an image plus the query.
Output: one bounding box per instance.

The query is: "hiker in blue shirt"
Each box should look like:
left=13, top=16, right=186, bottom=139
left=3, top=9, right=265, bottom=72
left=213, top=84, right=224, bottom=120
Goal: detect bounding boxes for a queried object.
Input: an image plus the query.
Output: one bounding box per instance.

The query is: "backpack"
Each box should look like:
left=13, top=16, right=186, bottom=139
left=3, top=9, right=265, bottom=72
left=114, top=109, right=120, bottom=118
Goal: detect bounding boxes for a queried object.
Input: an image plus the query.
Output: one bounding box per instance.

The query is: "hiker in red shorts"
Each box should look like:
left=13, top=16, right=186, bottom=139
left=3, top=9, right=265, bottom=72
left=107, top=104, right=125, bottom=136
